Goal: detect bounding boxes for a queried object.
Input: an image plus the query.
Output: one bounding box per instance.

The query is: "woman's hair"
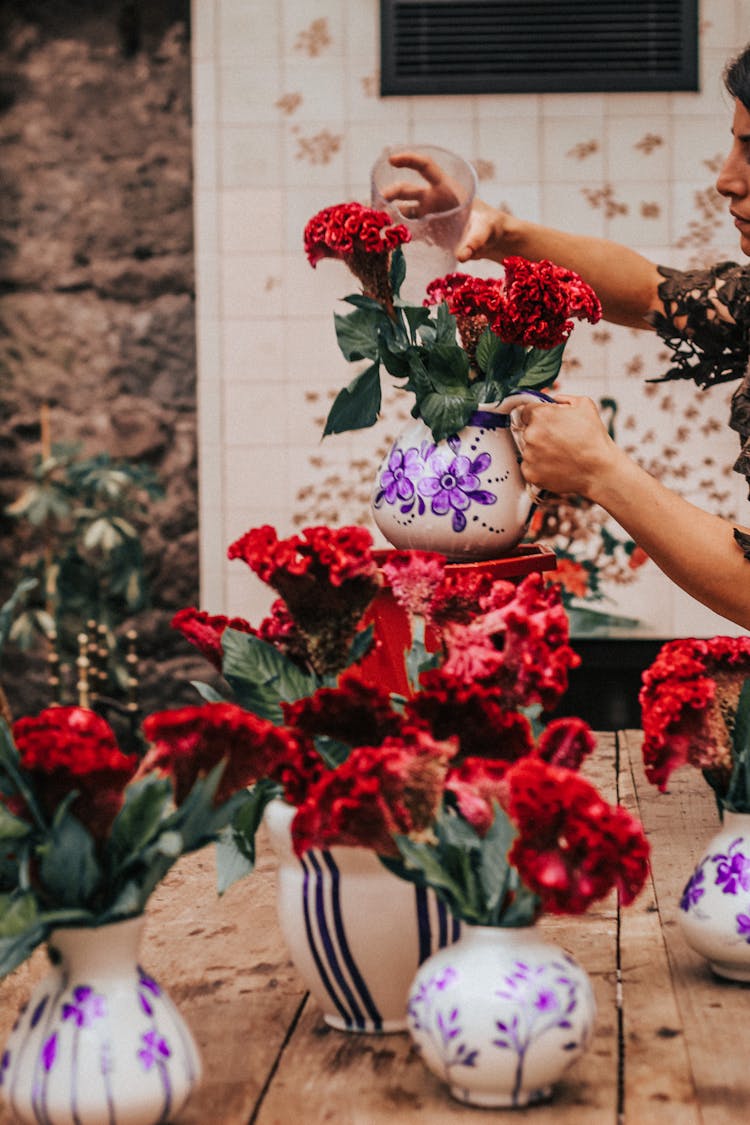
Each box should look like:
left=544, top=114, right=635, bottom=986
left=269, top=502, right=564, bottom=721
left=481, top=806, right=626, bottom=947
left=725, top=43, right=750, bottom=110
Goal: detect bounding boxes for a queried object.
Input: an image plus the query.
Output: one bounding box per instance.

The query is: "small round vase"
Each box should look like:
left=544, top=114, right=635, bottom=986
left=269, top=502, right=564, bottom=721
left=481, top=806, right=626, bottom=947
left=406, top=925, right=595, bottom=1108
left=371, top=397, right=543, bottom=561
left=265, top=799, right=460, bottom=1033
left=678, top=810, right=750, bottom=981
left=1, top=917, right=202, bottom=1125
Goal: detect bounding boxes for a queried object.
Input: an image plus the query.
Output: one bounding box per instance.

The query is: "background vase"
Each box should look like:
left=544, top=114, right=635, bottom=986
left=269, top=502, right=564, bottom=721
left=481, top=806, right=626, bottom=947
left=678, top=810, right=750, bottom=981
left=371, top=395, right=548, bottom=561
left=1, top=917, right=201, bottom=1125
left=407, top=925, right=595, bottom=1108
left=265, top=799, right=460, bottom=1033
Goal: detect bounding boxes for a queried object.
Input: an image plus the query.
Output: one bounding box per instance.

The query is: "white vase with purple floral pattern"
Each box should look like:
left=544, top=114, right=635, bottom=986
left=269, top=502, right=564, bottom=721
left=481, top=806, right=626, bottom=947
left=406, top=924, right=595, bottom=1108
left=371, top=395, right=547, bottom=561
left=0, top=917, right=201, bottom=1125
left=678, top=810, right=750, bottom=981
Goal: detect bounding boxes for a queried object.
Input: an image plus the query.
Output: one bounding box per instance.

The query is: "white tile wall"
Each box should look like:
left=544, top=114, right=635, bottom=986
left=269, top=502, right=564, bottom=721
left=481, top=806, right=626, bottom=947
left=191, top=0, right=748, bottom=637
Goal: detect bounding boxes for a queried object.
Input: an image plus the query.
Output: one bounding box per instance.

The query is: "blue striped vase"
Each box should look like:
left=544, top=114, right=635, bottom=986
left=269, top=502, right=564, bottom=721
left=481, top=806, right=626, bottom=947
left=265, top=799, right=460, bottom=1033
left=0, top=917, right=201, bottom=1125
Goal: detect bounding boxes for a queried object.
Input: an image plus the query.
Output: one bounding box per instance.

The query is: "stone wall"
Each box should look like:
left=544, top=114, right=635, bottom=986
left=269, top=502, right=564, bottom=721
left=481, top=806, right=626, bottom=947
left=0, top=1, right=205, bottom=723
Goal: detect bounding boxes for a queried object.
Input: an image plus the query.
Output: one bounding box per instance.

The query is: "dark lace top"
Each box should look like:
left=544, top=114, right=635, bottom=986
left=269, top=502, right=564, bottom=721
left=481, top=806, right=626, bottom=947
left=646, top=262, right=750, bottom=559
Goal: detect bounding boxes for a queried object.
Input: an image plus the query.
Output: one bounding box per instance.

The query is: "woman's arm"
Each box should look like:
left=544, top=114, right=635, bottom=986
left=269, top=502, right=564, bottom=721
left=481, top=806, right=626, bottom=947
left=516, top=396, right=750, bottom=630
left=461, top=203, right=664, bottom=330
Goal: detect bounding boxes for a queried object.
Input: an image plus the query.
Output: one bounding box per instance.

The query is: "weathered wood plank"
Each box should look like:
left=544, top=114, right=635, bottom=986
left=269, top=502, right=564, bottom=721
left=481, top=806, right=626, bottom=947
left=618, top=729, right=701, bottom=1123
left=623, top=729, right=750, bottom=1125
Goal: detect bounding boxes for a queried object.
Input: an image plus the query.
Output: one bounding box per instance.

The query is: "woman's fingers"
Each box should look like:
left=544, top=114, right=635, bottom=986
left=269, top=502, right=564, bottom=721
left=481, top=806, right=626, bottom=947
left=388, top=150, right=444, bottom=185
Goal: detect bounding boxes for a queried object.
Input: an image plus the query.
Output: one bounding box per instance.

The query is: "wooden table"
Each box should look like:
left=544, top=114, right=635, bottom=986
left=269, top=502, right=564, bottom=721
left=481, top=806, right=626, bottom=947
left=0, top=731, right=746, bottom=1124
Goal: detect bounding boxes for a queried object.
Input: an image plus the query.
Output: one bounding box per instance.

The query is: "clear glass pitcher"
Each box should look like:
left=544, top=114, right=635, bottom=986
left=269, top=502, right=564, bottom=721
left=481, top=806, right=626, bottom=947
left=370, top=143, right=477, bottom=301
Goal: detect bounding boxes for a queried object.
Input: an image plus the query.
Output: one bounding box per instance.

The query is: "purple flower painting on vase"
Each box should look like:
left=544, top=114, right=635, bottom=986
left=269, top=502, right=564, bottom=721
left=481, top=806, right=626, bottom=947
left=678, top=815, right=750, bottom=979
left=370, top=403, right=542, bottom=559
left=0, top=918, right=201, bottom=1125
left=406, top=926, right=595, bottom=1108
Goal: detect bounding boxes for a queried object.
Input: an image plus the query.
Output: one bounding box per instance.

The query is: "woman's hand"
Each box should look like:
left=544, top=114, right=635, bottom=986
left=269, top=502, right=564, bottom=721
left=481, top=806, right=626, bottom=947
left=511, top=395, right=619, bottom=499
left=381, top=151, right=517, bottom=262
left=381, top=150, right=463, bottom=216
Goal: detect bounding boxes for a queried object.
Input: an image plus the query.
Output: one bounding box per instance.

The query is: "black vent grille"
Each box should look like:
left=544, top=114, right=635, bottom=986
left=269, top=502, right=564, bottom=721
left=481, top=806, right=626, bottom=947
left=380, top=0, right=698, bottom=95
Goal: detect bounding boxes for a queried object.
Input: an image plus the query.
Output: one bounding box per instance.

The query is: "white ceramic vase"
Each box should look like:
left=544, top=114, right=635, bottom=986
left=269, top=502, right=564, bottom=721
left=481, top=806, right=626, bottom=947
left=265, top=799, right=460, bottom=1033
left=677, top=810, right=750, bottom=981
left=371, top=395, right=546, bottom=560
left=407, top=925, right=595, bottom=1108
left=0, top=917, right=201, bottom=1125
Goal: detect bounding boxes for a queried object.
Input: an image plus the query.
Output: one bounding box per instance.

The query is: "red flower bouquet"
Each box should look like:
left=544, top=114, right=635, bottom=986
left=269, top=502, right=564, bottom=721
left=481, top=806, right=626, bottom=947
left=0, top=699, right=281, bottom=976
left=171, top=522, right=649, bottom=927
left=304, top=201, right=601, bottom=442
left=640, top=635, right=750, bottom=807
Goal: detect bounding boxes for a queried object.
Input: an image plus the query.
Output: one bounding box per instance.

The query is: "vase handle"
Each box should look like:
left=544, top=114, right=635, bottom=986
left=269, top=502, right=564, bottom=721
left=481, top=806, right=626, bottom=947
left=496, top=390, right=557, bottom=504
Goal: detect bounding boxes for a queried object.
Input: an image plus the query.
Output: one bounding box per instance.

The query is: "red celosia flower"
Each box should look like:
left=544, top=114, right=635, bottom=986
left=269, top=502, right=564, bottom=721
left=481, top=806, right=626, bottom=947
left=303, top=202, right=410, bottom=312
left=407, top=681, right=534, bottom=764
left=140, top=703, right=305, bottom=806
left=427, top=567, right=498, bottom=635
left=282, top=673, right=408, bottom=750
left=12, top=707, right=138, bottom=841
left=497, top=257, right=601, bottom=347
left=445, top=758, right=510, bottom=836
left=381, top=550, right=446, bottom=620
left=639, top=636, right=750, bottom=792
left=437, top=573, right=580, bottom=711
left=304, top=202, right=410, bottom=266
left=257, top=598, right=311, bottom=668
left=290, top=729, right=457, bottom=857
left=425, top=260, right=601, bottom=357
left=536, top=718, right=596, bottom=771
left=171, top=607, right=256, bottom=672
left=227, top=525, right=382, bottom=677
left=505, top=757, right=650, bottom=914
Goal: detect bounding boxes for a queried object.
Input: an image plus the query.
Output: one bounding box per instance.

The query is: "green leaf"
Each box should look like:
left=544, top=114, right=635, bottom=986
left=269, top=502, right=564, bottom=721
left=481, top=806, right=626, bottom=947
left=222, top=629, right=317, bottom=720
left=519, top=342, right=565, bottom=389
left=418, top=390, right=477, bottom=443
left=475, top=328, right=503, bottom=376
left=333, top=308, right=381, bottom=362
left=0, top=803, right=33, bottom=842
left=215, top=781, right=280, bottom=894
left=390, top=837, right=468, bottom=906
left=106, top=775, right=174, bottom=870
left=477, top=803, right=515, bottom=919
left=342, top=294, right=387, bottom=313
left=434, top=302, right=459, bottom=345
left=0, top=720, right=47, bottom=832
left=0, top=894, right=48, bottom=978
left=215, top=828, right=255, bottom=895
left=322, top=364, right=382, bottom=436
left=0, top=891, right=40, bottom=937
left=403, top=305, right=433, bottom=339
left=424, top=345, right=471, bottom=390
left=0, top=577, right=38, bottom=658
left=389, top=246, right=406, bottom=300
left=38, top=814, right=102, bottom=908
left=344, top=625, right=375, bottom=669
left=726, top=678, right=750, bottom=811
left=99, top=881, right=145, bottom=922
left=191, top=681, right=228, bottom=703
left=488, top=341, right=527, bottom=383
